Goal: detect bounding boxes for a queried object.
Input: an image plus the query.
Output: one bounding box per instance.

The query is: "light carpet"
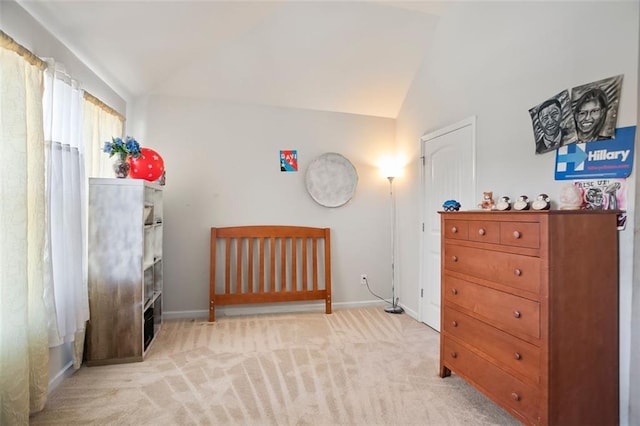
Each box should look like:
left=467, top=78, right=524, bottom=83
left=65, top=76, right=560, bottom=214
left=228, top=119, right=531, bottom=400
left=31, top=307, right=518, bottom=425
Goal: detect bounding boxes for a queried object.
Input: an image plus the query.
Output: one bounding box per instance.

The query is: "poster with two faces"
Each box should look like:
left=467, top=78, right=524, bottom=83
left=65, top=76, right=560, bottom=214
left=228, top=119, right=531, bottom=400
left=529, top=75, right=622, bottom=154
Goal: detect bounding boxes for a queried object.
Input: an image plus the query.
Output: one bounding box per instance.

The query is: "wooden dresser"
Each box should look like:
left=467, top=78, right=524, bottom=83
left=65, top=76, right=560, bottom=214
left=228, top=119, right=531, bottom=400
left=439, top=210, right=619, bottom=426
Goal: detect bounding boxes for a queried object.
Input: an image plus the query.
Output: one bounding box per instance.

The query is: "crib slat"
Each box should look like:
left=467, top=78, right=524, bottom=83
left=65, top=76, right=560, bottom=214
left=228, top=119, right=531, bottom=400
left=225, top=239, right=232, bottom=295
left=280, top=238, right=286, bottom=291
left=259, top=237, right=265, bottom=294
left=291, top=238, right=297, bottom=292
left=270, top=237, right=276, bottom=293
left=312, top=237, right=318, bottom=291
left=248, top=238, right=254, bottom=294
left=236, top=238, right=242, bottom=294
left=302, top=238, right=308, bottom=291
left=324, top=228, right=332, bottom=314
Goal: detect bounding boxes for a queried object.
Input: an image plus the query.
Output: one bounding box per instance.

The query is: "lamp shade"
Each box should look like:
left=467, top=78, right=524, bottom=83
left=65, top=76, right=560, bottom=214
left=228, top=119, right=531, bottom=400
left=379, top=157, right=403, bottom=179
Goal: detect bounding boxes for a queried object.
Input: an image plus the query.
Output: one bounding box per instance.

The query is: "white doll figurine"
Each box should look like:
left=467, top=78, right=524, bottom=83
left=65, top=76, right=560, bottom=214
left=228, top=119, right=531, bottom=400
left=559, top=183, right=582, bottom=210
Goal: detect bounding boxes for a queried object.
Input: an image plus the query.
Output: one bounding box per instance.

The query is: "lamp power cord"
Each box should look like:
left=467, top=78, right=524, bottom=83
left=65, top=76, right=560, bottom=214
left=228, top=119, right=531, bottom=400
left=362, top=276, right=395, bottom=306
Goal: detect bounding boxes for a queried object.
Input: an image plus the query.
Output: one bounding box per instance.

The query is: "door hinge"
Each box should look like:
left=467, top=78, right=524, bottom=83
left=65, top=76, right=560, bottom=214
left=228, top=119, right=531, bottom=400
left=421, top=156, right=425, bottom=165
left=422, top=222, right=425, bottom=232
left=421, top=288, right=424, bottom=297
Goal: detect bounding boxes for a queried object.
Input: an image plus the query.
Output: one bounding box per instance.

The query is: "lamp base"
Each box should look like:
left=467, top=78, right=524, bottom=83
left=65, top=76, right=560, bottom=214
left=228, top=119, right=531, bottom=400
left=384, top=305, right=404, bottom=314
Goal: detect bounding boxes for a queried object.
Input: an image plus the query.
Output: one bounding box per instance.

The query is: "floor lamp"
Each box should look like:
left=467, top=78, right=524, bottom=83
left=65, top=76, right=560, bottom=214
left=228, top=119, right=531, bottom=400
left=384, top=175, right=404, bottom=314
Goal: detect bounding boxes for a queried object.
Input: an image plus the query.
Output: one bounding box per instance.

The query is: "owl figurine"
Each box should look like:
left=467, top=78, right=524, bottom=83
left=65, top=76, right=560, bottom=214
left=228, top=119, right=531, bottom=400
left=496, top=196, right=511, bottom=211
left=513, top=195, right=530, bottom=211
left=532, top=193, right=551, bottom=210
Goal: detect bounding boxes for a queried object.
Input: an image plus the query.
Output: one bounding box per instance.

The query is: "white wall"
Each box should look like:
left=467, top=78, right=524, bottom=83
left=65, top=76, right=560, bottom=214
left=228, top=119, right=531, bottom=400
left=395, top=2, right=638, bottom=424
left=131, top=95, right=397, bottom=315
left=1, top=1, right=126, bottom=113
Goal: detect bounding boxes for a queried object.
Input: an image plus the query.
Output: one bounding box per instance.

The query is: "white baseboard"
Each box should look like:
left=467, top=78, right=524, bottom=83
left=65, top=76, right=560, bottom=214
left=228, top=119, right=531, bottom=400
left=400, top=303, right=419, bottom=321
left=163, top=299, right=388, bottom=320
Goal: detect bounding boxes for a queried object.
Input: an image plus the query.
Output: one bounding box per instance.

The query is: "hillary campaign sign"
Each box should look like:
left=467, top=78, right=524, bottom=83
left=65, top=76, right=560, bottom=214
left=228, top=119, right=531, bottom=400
left=555, top=126, right=635, bottom=180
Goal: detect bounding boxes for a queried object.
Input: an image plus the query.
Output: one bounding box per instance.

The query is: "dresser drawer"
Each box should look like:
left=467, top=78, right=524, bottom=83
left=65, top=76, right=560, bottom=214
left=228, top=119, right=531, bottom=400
left=443, top=308, right=540, bottom=383
left=443, top=338, right=540, bottom=424
left=444, top=244, right=540, bottom=295
left=444, top=277, right=540, bottom=339
left=468, top=220, right=500, bottom=244
left=500, top=222, right=540, bottom=249
left=443, top=219, right=469, bottom=240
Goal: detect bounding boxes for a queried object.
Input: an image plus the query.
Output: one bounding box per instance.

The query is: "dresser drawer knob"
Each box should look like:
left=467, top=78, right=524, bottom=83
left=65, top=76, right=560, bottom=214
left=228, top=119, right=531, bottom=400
left=451, top=352, right=457, bottom=359
left=451, top=226, right=458, bottom=233
left=452, top=255, right=458, bottom=262
left=451, top=288, right=458, bottom=295
left=478, top=228, right=486, bottom=236
left=514, top=352, right=522, bottom=360
left=513, top=231, right=521, bottom=239
left=452, top=320, right=458, bottom=327
left=513, top=310, right=521, bottom=319
left=514, top=268, right=522, bottom=276
left=511, top=392, right=521, bottom=401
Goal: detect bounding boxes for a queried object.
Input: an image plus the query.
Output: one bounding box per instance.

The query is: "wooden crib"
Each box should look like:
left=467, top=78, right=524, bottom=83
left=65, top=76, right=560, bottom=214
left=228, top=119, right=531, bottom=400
left=209, top=225, right=332, bottom=321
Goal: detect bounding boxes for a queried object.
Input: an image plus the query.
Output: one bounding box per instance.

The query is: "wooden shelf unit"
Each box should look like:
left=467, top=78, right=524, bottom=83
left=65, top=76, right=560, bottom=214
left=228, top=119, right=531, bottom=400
left=86, top=178, right=163, bottom=366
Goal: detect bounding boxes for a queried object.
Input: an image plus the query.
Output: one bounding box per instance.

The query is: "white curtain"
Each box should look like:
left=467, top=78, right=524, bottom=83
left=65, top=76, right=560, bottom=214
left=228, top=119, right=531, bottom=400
left=42, top=60, right=89, bottom=365
left=0, top=42, right=49, bottom=422
left=79, top=95, right=123, bottom=365
left=83, top=98, right=124, bottom=178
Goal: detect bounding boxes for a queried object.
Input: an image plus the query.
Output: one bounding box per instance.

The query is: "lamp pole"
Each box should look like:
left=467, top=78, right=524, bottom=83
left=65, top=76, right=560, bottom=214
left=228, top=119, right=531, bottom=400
left=385, top=176, right=403, bottom=314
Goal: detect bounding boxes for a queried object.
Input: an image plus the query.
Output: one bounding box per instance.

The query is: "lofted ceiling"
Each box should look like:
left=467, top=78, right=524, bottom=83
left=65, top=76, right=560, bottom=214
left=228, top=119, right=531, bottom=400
left=17, top=1, right=444, bottom=118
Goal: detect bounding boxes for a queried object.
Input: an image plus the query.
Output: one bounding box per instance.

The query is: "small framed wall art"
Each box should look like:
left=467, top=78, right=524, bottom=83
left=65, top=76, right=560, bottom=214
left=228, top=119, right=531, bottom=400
left=280, top=150, right=298, bottom=172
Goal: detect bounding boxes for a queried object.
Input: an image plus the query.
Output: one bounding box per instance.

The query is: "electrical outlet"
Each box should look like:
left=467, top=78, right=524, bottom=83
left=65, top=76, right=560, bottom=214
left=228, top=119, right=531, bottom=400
left=360, top=274, right=367, bottom=285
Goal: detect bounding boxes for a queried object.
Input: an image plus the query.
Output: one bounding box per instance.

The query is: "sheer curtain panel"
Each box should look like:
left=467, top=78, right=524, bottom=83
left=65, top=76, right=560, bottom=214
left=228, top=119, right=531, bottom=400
left=42, top=60, right=90, bottom=366
left=83, top=95, right=124, bottom=178
left=0, top=39, right=49, bottom=422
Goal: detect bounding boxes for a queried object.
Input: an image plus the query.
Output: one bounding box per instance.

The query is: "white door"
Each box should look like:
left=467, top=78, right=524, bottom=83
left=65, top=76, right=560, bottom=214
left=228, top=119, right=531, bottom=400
left=419, top=117, right=476, bottom=331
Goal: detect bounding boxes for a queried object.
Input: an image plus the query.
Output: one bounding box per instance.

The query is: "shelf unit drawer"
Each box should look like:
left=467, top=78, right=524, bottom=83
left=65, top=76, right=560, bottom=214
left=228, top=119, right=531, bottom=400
left=443, top=308, right=540, bottom=383
left=444, top=244, right=540, bottom=295
left=444, top=276, right=540, bottom=339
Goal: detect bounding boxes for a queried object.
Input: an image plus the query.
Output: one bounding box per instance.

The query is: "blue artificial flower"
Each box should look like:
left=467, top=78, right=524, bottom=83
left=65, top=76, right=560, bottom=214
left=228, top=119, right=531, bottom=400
left=125, top=137, right=141, bottom=157
left=103, top=135, right=143, bottom=159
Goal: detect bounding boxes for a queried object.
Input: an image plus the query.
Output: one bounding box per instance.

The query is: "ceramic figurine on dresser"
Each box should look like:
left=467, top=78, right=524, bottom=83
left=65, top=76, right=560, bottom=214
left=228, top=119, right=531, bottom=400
left=478, top=191, right=495, bottom=210
left=513, top=195, right=530, bottom=211
left=495, top=196, right=511, bottom=211
left=559, top=183, right=583, bottom=210
left=532, top=193, right=551, bottom=210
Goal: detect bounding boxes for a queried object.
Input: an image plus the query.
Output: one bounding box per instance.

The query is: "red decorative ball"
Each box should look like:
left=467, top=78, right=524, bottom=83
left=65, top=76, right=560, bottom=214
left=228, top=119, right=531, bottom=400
left=129, top=148, right=165, bottom=181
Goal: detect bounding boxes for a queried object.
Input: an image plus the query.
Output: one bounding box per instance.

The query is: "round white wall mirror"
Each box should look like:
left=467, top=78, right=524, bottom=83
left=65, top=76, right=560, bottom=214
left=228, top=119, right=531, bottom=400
left=305, top=152, right=358, bottom=208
